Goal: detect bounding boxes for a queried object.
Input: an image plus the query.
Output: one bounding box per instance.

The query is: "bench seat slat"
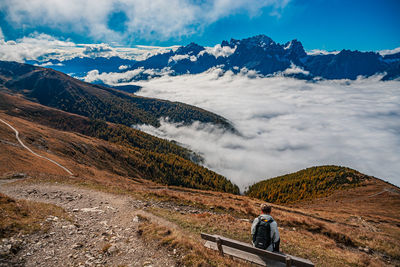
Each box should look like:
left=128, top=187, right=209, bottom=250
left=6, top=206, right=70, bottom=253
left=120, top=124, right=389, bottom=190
left=201, top=233, right=314, bottom=267
left=205, top=241, right=286, bottom=267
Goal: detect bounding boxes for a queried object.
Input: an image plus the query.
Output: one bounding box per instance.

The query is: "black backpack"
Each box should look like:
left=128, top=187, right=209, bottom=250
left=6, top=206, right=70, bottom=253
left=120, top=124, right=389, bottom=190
left=253, top=217, right=274, bottom=249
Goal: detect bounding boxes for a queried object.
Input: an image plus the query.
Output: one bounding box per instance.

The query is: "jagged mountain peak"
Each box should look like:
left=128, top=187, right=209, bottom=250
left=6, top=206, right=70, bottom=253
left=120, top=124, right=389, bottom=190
left=284, top=39, right=307, bottom=58
left=175, top=42, right=205, bottom=55
left=229, top=34, right=276, bottom=48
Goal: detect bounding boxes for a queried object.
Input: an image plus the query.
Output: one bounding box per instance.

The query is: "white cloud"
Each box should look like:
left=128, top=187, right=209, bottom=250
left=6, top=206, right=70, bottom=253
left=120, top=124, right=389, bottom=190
left=168, top=54, right=190, bottom=63
left=0, top=33, right=179, bottom=62
left=133, top=71, right=400, bottom=190
left=83, top=69, right=144, bottom=84
left=306, top=49, right=340, bottom=56
left=199, top=44, right=237, bottom=58
left=378, top=47, right=400, bottom=56
left=35, top=62, right=64, bottom=67
left=127, top=45, right=180, bottom=61
left=82, top=67, right=172, bottom=85
left=0, top=27, right=4, bottom=41
left=281, top=63, right=310, bottom=76
left=119, top=65, right=128, bottom=70
left=83, top=43, right=117, bottom=57
left=0, top=0, right=291, bottom=43
left=0, top=33, right=78, bottom=62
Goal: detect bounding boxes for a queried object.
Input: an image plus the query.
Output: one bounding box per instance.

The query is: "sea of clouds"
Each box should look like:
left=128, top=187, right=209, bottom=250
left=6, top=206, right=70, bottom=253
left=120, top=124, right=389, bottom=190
left=131, top=69, right=400, bottom=190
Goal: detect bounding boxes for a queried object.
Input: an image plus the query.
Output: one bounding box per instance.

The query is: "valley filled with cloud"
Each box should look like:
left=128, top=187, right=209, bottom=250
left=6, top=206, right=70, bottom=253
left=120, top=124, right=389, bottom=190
left=133, top=70, right=400, bottom=190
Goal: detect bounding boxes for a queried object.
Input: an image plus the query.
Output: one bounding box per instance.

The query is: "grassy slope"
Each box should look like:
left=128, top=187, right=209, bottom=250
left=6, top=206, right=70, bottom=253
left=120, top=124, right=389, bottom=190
left=0, top=92, right=197, bottom=162
left=0, top=98, right=239, bottom=194
left=245, top=165, right=372, bottom=204
left=0, top=192, right=68, bottom=238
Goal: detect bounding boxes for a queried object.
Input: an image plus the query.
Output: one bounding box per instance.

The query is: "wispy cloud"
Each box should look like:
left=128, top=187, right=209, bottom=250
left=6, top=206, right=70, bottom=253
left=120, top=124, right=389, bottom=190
left=281, top=63, right=309, bottom=76
left=0, top=32, right=177, bottom=62
left=0, top=32, right=78, bottom=62
left=82, top=67, right=172, bottom=85
left=306, top=49, right=340, bottom=55
left=199, top=44, right=237, bottom=58
left=133, top=70, right=400, bottom=190
left=0, top=0, right=291, bottom=43
left=378, top=47, right=400, bottom=56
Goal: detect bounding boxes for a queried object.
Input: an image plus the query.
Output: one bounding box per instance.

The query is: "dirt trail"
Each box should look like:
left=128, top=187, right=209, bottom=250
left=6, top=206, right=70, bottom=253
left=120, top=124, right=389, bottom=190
left=0, top=182, right=177, bottom=267
left=0, top=118, right=73, bottom=176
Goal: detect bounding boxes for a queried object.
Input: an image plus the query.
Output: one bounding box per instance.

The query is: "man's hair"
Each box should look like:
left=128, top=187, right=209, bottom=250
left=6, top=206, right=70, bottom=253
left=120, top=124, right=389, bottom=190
left=261, top=203, right=271, bottom=214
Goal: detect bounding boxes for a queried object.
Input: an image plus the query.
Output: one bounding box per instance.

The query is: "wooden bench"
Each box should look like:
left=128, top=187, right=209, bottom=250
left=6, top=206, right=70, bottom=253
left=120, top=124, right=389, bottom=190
left=201, top=233, right=314, bottom=267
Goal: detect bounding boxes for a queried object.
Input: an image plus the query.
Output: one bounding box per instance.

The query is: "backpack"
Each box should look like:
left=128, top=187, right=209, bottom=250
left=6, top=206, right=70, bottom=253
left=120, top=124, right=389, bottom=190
left=253, top=217, right=274, bottom=249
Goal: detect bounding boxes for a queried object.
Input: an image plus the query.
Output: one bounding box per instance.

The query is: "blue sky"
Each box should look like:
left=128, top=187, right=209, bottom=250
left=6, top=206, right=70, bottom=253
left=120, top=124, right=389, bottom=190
left=0, top=0, right=399, bottom=51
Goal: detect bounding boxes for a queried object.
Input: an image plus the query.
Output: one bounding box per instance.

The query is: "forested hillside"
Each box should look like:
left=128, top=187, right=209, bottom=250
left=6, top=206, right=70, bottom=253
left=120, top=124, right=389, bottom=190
left=0, top=92, right=239, bottom=194
left=245, top=165, right=372, bottom=204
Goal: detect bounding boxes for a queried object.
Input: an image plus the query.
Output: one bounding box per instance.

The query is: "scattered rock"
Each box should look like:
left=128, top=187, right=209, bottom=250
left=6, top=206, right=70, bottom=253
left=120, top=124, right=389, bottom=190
left=72, top=243, right=83, bottom=249
left=108, top=245, right=119, bottom=255
left=0, top=184, right=177, bottom=267
left=12, top=173, right=27, bottom=179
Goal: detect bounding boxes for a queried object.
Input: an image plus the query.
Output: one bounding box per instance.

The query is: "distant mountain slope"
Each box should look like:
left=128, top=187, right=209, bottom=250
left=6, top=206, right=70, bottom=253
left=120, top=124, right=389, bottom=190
left=0, top=61, right=234, bottom=131
left=0, top=93, right=239, bottom=194
left=245, top=165, right=374, bottom=204
left=123, top=35, right=399, bottom=80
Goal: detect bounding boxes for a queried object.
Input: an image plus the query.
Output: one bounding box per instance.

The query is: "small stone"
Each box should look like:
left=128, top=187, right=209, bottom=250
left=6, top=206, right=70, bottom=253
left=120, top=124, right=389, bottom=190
left=72, top=243, right=83, bottom=249
left=364, top=247, right=372, bottom=254
left=12, top=173, right=26, bottom=179
left=108, top=245, right=119, bottom=255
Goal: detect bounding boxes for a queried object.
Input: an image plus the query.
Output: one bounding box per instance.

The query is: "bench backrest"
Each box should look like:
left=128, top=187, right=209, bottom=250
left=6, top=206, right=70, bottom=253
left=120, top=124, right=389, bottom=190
left=201, top=233, right=314, bottom=267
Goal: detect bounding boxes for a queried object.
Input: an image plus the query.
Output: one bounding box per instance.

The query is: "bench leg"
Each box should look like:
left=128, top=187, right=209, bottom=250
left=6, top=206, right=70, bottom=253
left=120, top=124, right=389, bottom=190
left=216, top=237, right=224, bottom=256
left=286, top=256, right=292, bottom=267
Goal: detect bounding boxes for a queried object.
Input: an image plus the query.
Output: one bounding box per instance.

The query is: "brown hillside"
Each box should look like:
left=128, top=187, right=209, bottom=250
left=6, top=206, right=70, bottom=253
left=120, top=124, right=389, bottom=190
left=0, top=108, right=238, bottom=194
left=245, top=165, right=375, bottom=204
left=1, top=109, right=399, bottom=266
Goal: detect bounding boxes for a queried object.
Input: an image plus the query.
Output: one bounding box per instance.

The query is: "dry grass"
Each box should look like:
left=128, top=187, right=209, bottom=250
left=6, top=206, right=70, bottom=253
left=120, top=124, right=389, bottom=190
left=0, top=192, right=68, bottom=238
left=137, top=214, right=248, bottom=267
left=7, top=174, right=399, bottom=266
left=101, top=243, right=112, bottom=254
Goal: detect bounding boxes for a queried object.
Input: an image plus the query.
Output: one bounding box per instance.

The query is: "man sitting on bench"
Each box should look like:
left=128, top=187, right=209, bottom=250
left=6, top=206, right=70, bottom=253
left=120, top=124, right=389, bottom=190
left=251, top=204, right=280, bottom=252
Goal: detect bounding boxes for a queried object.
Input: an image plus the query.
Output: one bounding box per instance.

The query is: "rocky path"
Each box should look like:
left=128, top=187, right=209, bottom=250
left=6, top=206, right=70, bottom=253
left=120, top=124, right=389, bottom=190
left=0, top=182, right=178, bottom=267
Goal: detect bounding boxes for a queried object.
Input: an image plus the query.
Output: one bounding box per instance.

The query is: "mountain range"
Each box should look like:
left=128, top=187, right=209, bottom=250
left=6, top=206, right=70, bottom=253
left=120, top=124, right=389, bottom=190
left=27, top=35, right=400, bottom=82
